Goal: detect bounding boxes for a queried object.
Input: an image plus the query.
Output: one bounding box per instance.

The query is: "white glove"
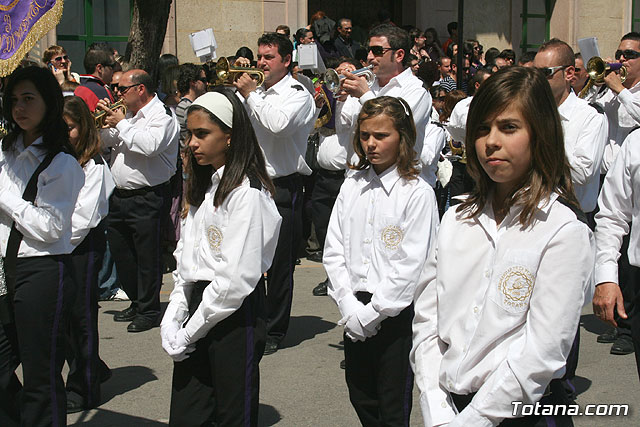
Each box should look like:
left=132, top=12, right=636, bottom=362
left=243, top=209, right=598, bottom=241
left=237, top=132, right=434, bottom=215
left=340, top=313, right=367, bottom=342
left=161, top=324, right=196, bottom=362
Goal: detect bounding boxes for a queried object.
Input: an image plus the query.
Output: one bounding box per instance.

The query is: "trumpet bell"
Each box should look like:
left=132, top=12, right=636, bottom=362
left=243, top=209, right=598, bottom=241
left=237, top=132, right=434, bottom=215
left=322, top=65, right=376, bottom=94
left=213, top=57, right=265, bottom=87
left=586, top=56, right=626, bottom=85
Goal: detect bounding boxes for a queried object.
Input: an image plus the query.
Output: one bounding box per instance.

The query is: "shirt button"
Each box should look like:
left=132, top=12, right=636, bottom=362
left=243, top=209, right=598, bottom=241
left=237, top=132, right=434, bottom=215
left=364, top=239, right=371, bottom=244
left=363, top=259, right=369, bottom=264
left=447, top=380, right=453, bottom=389
left=441, top=402, right=447, bottom=408
left=361, top=278, right=367, bottom=283
left=484, top=270, right=490, bottom=278
left=368, top=218, right=374, bottom=224
left=473, top=306, right=479, bottom=314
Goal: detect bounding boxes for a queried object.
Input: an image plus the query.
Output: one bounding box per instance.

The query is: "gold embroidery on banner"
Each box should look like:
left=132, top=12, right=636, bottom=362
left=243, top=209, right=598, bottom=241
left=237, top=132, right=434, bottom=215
left=207, top=225, right=223, bottom=251
left=381, top=225, right=403, bottom=250
left=498, top=266, right=534, bottom=309
left=0, top=1, right=21, bottom=13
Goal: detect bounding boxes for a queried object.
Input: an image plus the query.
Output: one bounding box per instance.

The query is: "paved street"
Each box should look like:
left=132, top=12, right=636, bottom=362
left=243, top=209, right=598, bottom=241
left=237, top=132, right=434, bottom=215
left=68, top=259, right=639, bottom=426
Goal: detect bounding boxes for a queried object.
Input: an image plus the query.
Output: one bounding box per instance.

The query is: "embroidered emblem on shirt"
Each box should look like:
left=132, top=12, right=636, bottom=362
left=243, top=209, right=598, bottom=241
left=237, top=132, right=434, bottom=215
left=498, top=266, right=534, bottom=309
left=207, top=225, right=223, bottom=251
left=381, top=225, right=404, bottom=250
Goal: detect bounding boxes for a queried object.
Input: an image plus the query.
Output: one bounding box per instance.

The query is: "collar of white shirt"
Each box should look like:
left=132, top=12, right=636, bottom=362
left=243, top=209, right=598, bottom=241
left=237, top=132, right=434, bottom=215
left=476, top=191, right=559, bottom=234
left=261, top=72, right=293, bottom=95
left=557, top=91, right=578, bottom=121
left=130, top=94, right=162, bottom=119
left=376, top=67, right=413, bottom=91
left=366, top=165, right=402, bottom=194
left=210, top=164, right=226, bottom=186
left=15, top=134, right=47, bottom=161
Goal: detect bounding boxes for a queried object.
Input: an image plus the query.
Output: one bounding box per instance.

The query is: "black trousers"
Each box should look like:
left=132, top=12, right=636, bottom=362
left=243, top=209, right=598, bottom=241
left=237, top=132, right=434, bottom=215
left=0, top=255, right=74, bottom=427
left=344, top=296, right=414, bottom=427
left=311, top=168, right=345, bottom=250
left=66, top=223, right=108, bottom=408
left=266, top=174, right=303, bottom=340
left=106, top=183, right=170, bottom=321
left=169, top=278, right=266, bottom=427
left=451, top=379, right=573, bottom=426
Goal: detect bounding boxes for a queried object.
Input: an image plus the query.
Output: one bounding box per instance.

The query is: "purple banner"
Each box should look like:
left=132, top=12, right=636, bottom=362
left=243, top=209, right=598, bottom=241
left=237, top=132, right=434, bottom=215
left=0, top=0, right=63, bottom=75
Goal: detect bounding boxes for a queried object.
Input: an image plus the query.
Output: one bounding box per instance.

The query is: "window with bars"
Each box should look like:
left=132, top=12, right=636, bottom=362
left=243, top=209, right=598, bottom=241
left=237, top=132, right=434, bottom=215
left=520, top=0, right=551, bottom=53
left=56, top=0, right=132, bottom=74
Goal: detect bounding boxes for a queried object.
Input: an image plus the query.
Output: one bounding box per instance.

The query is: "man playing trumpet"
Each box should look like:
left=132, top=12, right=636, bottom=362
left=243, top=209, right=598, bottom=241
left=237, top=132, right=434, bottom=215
left=96, top=69, right=180, bottom=333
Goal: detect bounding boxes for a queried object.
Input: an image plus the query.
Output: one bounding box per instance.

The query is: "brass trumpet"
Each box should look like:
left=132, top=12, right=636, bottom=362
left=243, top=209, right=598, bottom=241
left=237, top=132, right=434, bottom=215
left=579, top=56, right=627, bottom=98
left=93, top=100, right=127, bottom=128
left=322, top=65, right=375, bottom=94
left=212, top=57, right=265, bottom=87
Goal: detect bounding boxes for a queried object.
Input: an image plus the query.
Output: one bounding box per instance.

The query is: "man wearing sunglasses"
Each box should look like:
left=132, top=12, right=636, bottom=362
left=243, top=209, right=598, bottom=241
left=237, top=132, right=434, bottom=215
left=74, top=48, right=116, bottom=112
left=97, top=69, right=180, bottom=334
left=592, top=32, right=640, bottom=361
left=338, top=24, right=430, bottom=172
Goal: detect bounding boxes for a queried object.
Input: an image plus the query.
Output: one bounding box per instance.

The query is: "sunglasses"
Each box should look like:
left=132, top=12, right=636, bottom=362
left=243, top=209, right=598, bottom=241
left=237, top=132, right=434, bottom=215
left=53, top=55, right=69, bottom=62
left=615, top=49, right=640, bottom=60
left=102, top=62, right=117, bottom=68
left=368, top=46, right=395, bottom=56
left=198, top=77, right=208, bottom=84
left=119, top=83, right=141, bottom=94
left=538, top=65, right=570, bottom=77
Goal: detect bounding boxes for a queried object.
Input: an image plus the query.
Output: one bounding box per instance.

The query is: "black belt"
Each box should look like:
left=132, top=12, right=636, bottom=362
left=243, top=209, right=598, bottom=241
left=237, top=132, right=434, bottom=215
left=113, top=182, right=169, bottom=198
left=272, top=173, right=302, bottom=187
left=318, top=168, right=345, bottom=178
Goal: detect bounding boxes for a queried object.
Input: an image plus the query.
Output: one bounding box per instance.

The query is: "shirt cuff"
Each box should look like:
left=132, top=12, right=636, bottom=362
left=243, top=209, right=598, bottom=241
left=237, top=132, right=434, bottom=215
left=356, top=302, right=387, bottom=332
left=359, top=91, right=375, bottom=105
left=595, top=263, right=619, bottom=285
left=420, top=391, right=456, bottom=427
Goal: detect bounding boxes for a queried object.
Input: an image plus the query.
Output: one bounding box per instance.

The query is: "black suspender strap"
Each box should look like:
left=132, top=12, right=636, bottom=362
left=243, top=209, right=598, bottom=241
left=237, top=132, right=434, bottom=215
left=0, top=151, right=56, bottom=325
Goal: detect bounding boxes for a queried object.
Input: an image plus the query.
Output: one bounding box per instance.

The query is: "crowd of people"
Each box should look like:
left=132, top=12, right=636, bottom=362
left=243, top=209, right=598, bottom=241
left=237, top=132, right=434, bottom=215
left=0, top=9, right=638, bottom=427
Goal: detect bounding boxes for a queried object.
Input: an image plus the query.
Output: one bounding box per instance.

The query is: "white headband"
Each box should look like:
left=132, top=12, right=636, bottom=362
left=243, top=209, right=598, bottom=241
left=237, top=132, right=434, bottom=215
left=191, top=92, right=233, bottom=128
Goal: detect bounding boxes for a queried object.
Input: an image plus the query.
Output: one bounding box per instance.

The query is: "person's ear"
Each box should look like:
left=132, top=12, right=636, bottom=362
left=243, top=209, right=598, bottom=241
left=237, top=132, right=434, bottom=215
left=395, top=48, right=405, bottom=64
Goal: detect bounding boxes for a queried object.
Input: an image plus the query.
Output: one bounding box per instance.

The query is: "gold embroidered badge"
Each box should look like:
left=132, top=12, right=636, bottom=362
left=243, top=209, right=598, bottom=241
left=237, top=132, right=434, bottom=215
left=498, top=266, right=534, bottom=309
left=207, top=225, right=223, bottom=251
left=381, top=225, right=404, bottom=250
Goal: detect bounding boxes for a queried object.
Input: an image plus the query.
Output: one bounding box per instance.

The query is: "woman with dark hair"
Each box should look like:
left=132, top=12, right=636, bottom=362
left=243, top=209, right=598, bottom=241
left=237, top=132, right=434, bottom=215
left=0, top=66, right=85, bottom=425
left=412, top=67, right=593, bottom=426
left=161, top=88, right=281, bottom=426
left=62, top=96, right=115, bottom=413
left=424, top=28, right=445, bottom=63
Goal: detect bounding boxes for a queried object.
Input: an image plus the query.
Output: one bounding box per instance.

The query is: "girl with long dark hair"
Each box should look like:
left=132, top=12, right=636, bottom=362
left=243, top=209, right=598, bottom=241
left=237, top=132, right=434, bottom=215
left=0, top=66, right=85, bottom=426
left=160, top=88, right=281, bottom=426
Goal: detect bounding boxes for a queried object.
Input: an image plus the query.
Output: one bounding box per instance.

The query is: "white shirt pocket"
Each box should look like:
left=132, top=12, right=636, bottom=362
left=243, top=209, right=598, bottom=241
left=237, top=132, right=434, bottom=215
left=199, top=209, right=228, bottom=262
left=376, top=214, right=406, bottom=258
left=488, top=250, right=540, bottom=314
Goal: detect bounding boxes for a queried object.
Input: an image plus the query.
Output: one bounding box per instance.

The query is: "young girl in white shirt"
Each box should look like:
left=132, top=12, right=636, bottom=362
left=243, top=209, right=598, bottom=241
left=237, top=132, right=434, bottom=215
left=0, top=66, right=85, bottom=426
left=160, top=89, right=281, bottom=427
left=324, top=96, right=439, bottom=426
left=411, top=66, right=594, bottom=427
left=63, top=96, right=115, bottom=413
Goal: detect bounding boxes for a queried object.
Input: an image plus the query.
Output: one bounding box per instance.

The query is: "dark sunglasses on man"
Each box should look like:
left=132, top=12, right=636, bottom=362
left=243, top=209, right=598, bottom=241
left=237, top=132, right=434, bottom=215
left=538, top=65, right=570, bottom=77
left=615, top=49, right=640, bottom=60
left=52, top=55, right=69, bottom=62
left=367, top=46, right=396, bottom=56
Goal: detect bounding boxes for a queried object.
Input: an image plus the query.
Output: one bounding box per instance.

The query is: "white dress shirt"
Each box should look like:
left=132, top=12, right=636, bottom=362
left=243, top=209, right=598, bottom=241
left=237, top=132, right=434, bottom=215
left=411, top=193, right=594, bottom=427
left=240, top=73, right=316, bottom=178
left=595, top=129, right=640, bottom=284
left=595, top=81, right=640, bottom=173
left=323, top=165, right=439, bottom=332
left=421, top=122, right=447, bottom=187
left=445, top=96, right=472, bottom=143
left=161, top=166, right=282, bottom=343
left=71, top=157, right=115, bottom=247
left=558, top=91, right=608, bottom=212
left=101, top=94, right=180, bottom=189
left=0, top=135, right=85, bottom=257
left=317, top=129, right=350, bottom=171
left=337, top=68, right=432, bottom=159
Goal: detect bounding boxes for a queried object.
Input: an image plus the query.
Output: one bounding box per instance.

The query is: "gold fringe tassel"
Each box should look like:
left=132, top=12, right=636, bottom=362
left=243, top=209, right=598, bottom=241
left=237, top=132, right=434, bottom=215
left=0, top=0, right=64, bottom=77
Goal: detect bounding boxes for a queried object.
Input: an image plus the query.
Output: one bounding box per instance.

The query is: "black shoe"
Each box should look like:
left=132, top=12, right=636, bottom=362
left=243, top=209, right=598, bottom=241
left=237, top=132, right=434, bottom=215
left=340, top=359, right=346, bottom=369
left=263, top=338, right=280, bottom=355
left=127, top=316, right=155, bottom=333
left=610, top=335, right=635, bottom=355
left=66, top=394, right=85, bottom=414
left=113, top=306, right=137, bottom=322
left=597, top=327, right=618, bottom=344
left=312, top=280, right=328, bottom=296
left=307, top=252, right=323, bottom=263
left=99, top=362, right=112, bottom=383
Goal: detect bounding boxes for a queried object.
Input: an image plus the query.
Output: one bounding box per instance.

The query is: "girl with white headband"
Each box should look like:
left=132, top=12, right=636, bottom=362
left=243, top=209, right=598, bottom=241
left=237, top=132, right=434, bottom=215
left=160, top=88, right=281, bottom=426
